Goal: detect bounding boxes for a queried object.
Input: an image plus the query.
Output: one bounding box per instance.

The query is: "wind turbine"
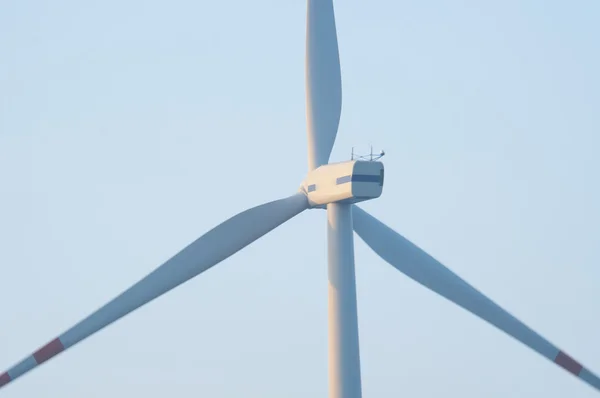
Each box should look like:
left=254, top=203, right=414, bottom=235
left=1, top=1, right=599, bottom=396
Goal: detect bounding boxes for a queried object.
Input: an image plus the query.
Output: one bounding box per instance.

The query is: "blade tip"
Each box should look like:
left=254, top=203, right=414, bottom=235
left=0, top=372, right=11, bottom=387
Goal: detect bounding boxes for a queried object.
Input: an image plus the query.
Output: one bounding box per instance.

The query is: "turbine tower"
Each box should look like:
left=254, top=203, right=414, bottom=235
left=1, top=1, right=599, bottom=396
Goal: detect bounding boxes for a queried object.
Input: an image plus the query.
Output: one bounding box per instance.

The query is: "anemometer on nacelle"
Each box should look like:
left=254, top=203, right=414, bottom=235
left=350, top=146, right=385, bottom=162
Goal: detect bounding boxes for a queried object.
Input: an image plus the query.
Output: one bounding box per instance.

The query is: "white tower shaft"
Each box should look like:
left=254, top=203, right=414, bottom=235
left=327, top=202, right=363, bottom=398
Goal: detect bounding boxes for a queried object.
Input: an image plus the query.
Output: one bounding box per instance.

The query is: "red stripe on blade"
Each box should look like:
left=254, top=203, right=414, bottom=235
left=0, top=372, right=11, bottom=387
left=555, top=351, right=583, bottom=375
left=33, top=338, right=65, bottom=364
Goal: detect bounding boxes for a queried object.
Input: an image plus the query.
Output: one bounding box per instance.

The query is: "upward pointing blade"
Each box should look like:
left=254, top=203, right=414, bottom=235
left=0, top=193, right=309, bottom=389
left=305, top=0, right=342, bottom=171
left=352, top=205, right=600, bottom=392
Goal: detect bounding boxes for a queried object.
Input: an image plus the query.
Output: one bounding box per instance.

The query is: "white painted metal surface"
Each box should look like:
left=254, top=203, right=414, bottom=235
left=2, top=194, right=309, bottom=384
left=305, top=0, right=342, bottom=171
left=352, top=205, right=600, bottom=390
left=2, top=0, right=599, bottom=393
left=328, top=203, right=362, bottom=398
left=301, top=160, right=384, bottom=207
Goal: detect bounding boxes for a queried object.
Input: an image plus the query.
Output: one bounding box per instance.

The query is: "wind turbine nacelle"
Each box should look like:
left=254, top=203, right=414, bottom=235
left=302, top=160, right=384, bottom=207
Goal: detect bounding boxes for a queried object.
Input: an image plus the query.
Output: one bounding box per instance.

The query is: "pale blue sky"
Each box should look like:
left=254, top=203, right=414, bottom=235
left=1, top=0, right=599, bottom=396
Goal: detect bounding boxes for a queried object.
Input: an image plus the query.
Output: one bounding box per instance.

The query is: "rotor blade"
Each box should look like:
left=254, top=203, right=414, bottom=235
left=0, top=193, right=309, bottom=389
left=352, top=205, right=600, bottom=391
left=305, top=0, right=342, bottom=171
